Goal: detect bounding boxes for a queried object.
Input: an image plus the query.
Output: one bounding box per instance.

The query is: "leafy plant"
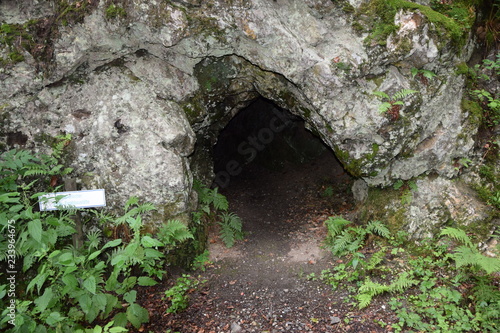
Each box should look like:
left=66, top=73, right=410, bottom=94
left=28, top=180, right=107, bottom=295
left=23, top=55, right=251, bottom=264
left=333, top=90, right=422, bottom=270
left=325, top=216, right=390, bottom=256
left=218, top=212, right=244, bottom=248
left=357, top=272, right=418, bottom=308
left=321, top=186, right=334, bottom=198
left=440, top=227, right=500, bottom=274
left=164, top=274, right=205, bottom=314
left=372, top=89, right=418, bottom=121
left=157, top=219, right=194, bottom=249
left=411, top=68, right=437, bottom=85
left=392, top=179, right=417, bottom=205
left=0, top=146, right=195, bottom=332
left=193, top=180, right=243, bottom=248
left=191, top=250, right=212, bottom=272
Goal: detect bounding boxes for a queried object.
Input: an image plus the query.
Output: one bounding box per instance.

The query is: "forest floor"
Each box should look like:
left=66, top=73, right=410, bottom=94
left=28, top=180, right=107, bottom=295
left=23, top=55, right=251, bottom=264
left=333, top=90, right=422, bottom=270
left=137, top=152, right=398, bottom=332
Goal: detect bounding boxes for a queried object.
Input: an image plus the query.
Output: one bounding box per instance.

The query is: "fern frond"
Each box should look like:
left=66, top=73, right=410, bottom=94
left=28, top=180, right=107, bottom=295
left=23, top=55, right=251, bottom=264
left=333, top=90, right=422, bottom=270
left=389, top=272, right=418, bottom=292
left=477, top=255, right=500, bottom=274
left=211, top=188, right=229, bottom=211
left=366, top=248, right=386, bottom=270
left=421, top=70, right=437, bottom=79
left=372, top=91, right=390, bottom=100
left=159, top=220, right=194, bottom=245
left=452, top=245, right=481, bottom=269
left=219, top=222, right=236, bottom=248
left=325, top=216, right=351, bottom=238
left=357, top=293, right=374, bottom=309
left=440, top=227, right=473, bottom=247
left=378, top=102, right=392, bottom=113
left=359, top=277, right=390, bottom=296
left=392, top=89, right=418, bottom=101
left=332, top=231, right=356, bottom=256
left=366, top=220, right=390, bottom=238
left=124, top=197, right=139, bottom=211
left=221, top=212, right=242, bottom=233
left=411, top=67, right=419, bottom=78
left=23, top=168, right=51, bottom=177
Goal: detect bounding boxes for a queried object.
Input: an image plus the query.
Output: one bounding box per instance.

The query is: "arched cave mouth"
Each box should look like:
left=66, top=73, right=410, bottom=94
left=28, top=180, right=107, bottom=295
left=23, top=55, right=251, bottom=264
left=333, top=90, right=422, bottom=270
left=211, top=97, right=354, bottom=237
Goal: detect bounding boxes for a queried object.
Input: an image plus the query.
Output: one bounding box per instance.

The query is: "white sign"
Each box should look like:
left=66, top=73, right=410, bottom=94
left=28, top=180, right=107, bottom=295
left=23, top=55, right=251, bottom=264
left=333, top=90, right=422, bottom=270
left=39, top=189, right=106, bottom=211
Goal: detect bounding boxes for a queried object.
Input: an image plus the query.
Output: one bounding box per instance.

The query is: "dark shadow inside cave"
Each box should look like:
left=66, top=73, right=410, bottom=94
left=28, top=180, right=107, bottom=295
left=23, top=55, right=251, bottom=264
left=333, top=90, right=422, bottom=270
left=211, top=97, right=354, bottom=238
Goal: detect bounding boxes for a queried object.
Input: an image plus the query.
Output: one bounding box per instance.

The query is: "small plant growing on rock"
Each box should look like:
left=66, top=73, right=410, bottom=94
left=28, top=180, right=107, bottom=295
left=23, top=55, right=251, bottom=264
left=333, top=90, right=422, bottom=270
left=372, top=89, right=418, bottom=121
left=411, top=68, right=437, bottom=85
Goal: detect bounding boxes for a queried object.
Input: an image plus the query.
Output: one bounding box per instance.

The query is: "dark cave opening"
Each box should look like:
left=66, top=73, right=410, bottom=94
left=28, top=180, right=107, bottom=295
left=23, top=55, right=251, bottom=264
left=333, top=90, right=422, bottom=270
left=212, top=97, right=348, bottom=189
left=210, top=96, right=354, bottom=238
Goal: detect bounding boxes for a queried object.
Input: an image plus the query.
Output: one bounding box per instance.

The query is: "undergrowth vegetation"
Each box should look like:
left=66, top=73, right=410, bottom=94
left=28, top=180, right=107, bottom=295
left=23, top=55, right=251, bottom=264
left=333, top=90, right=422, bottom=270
left=193, top=180, right=244, bottom=248
left=321, top=217, right=500, bottom=332
left=0, top=142, right=194, bottom=332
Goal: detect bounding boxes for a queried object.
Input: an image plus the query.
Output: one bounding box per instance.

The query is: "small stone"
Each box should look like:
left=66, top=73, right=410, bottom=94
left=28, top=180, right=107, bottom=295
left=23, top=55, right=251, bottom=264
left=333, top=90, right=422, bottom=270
left=231, top=322, right=242, bottom=333
left=330, top=316, right=341, bottom=324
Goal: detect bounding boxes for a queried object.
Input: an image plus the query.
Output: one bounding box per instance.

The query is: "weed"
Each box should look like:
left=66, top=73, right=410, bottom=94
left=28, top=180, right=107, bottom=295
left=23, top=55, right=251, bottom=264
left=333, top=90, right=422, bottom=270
left=193, top=180, right=243, bottom=248
left=164, top=274, right=205, bottom=314
left=0, top=145, right=193, bottom=331
left=372, top=89, right=418, bottom=121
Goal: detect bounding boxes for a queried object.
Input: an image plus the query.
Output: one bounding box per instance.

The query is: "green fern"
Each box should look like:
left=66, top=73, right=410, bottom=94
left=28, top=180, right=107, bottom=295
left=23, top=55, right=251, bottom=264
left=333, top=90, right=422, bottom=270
left=440, top=227, right=473, bottom=247
left=453, top=246, right=500, bottom=274
left=193, top=180, right=228, bottom=211
left=441, top=227, right=500, bottom=274
left=218, top=212, right=243, bottom=248
left=411, top=68, right=437, bottom=80
left=393, top=89, right=419, bottom=101
left=325, top=216, right=351, bottom=239
left=357, top=272, right=418, bottom=308
left=326, top=217, right=391, bottom=256
left=366, top=248, right=386, bottom=270
left=158, top=220, right=194, bottom=247
left=366, top=221, right=390, bottom=238
left=372, top=89, right=418, bottom=113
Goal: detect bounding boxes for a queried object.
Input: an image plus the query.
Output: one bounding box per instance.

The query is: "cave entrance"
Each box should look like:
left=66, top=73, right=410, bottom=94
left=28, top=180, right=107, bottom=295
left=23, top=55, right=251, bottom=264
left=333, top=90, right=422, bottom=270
left=211, top=97, right=354, bottom=240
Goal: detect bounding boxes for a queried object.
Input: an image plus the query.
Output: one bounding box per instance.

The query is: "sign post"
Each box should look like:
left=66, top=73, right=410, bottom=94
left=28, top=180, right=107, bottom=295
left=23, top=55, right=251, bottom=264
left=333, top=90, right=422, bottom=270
left=39, top=180, right=106, bottom=248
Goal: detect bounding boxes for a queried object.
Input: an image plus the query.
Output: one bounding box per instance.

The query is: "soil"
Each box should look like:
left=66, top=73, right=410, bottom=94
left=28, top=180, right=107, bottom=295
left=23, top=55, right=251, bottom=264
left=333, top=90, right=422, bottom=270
left=137, top=152, right=396, bottom=332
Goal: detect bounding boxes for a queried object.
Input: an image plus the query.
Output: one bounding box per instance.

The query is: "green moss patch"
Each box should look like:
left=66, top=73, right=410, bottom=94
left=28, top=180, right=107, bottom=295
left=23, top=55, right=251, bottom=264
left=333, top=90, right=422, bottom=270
left=356, top=0, right=473, bottom=48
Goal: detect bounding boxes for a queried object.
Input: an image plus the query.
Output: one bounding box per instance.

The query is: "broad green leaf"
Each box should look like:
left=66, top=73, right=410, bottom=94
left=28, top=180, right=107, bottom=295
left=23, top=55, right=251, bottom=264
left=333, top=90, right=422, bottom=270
left=92, top=325, right=103, bottom=333
left=62, top=274, right=78, bottom=289
left=87, top=250, right=102, bottom=261
left=126, top=303, right=149, bottom=329
left=141, top=235, right=164, bottom=248
left=0, top=192, right=20, bottom=203
left=45, top=311, right=66, bottom=326
left=27, top=271, right=49, bottom=294
left=92, top=293, right=107, bottom=312
left=83, top=276, right=97, bottom=294
left=28, top=219, right=42, bottom=243
left=138, top=276, right=158, bottom=286
left=102, top=238, right=122, bottom=250
left=34, top=287, right=54, bottom=312
left=78, top=294, right=92, bottom=313
left=58, top=252, right=74, bottom=265
left=123, top=290, right=137, bottom=304
left=104, top=294, right=119, bottom=317
left=112, top=312, right=128, bottom=328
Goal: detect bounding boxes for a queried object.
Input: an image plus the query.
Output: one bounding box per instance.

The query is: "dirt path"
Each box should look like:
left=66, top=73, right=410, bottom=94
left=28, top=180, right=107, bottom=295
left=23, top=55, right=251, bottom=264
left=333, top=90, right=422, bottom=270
left=140, top=152, right=390, bottom=332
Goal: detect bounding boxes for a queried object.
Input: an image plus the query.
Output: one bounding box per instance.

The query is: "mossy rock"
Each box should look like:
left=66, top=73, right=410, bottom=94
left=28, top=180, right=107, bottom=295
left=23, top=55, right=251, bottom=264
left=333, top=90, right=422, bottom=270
left=355, top=0, right=471, bottom=49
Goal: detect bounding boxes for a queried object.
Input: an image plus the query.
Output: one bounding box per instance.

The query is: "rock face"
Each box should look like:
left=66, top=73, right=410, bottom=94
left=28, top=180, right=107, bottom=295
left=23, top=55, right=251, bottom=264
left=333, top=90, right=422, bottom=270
left=0, top=0, right=489, bottom=231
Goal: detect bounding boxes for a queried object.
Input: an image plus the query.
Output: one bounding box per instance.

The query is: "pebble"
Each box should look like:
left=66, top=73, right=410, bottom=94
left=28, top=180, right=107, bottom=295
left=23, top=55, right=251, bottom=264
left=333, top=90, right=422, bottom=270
left=231, top=321, right=243, bottom=333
